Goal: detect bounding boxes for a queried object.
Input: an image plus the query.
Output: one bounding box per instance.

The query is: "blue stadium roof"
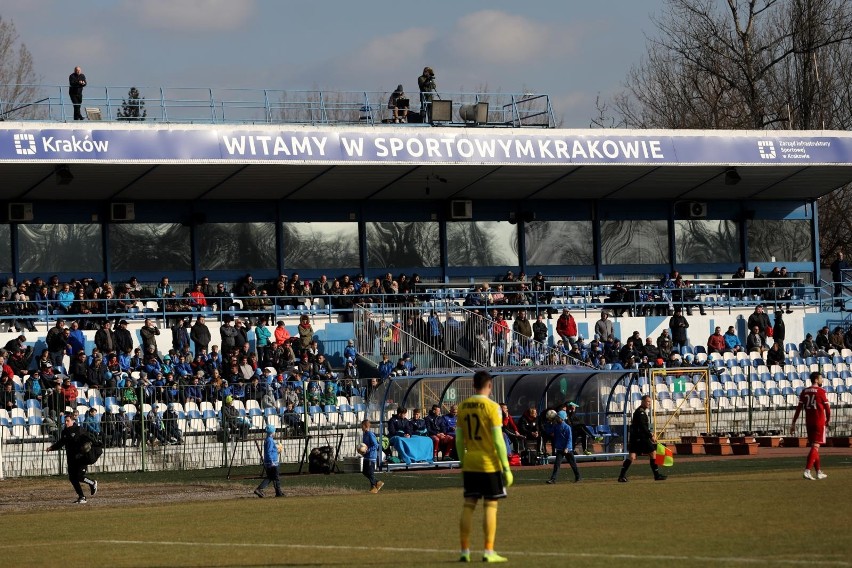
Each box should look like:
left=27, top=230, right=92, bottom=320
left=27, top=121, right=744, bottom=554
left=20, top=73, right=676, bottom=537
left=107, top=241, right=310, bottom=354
left=1, top=122, right=851, bottom=202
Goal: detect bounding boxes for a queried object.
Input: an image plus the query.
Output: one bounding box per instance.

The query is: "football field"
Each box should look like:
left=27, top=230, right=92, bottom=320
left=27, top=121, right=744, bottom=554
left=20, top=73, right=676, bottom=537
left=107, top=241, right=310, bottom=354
left=1, top=454, right=850, bottom=567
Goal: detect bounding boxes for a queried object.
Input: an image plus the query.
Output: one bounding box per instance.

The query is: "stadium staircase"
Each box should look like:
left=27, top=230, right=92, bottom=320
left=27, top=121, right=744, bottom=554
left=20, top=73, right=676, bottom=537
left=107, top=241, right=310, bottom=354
left=352, top=305, right=475, bottom=375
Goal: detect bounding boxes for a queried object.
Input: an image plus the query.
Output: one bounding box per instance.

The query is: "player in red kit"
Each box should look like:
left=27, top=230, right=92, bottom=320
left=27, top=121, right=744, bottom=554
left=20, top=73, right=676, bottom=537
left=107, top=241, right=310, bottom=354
left=790, top=371, right=831, bottom=480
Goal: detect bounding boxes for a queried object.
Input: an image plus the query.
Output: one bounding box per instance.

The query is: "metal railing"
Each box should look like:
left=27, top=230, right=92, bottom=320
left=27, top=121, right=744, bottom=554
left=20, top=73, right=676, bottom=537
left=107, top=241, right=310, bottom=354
left=0, top=84, right=555, bottom=127
left=453, top=306, right=592, bottom=368
left=352, top=305, right=473, bottom=375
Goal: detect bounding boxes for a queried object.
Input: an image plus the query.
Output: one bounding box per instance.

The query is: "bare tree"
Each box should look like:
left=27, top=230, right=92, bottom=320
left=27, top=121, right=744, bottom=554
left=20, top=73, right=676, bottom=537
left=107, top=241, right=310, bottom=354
left=0, top=16, right=41, bottom=120
left=605, top=0, right=852, bottom=265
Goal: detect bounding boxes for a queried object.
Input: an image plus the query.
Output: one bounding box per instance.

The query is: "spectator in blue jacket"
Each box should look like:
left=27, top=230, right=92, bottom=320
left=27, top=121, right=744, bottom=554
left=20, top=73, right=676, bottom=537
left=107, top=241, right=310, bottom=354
left=344, top=339, right=357, bottom=363
left=544, top=410, right=580, bottom=484
left=82, top=407, right=101, bottom=438
left=723, top=326, right=743, bottom=354
left=377, top=353, right=394, bottom=380
left=254, top=424, right=283, bottom=498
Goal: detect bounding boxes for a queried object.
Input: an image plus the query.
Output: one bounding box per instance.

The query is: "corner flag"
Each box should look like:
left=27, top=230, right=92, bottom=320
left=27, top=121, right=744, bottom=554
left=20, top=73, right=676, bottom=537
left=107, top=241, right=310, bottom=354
left=655, top=443, right=674, bottom=467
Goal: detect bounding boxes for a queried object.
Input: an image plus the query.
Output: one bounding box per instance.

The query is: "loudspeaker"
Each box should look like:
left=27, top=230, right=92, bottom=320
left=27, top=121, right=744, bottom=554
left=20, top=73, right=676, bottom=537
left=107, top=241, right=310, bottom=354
left=110, top=203, right=135, bottom=222
left=449, top=200, right=473, bottom=220
left=431, top=100, right=453, bottom=122
left=8, top=203, right=33, bottom=222
left=688, top=202, right=707, bottom=219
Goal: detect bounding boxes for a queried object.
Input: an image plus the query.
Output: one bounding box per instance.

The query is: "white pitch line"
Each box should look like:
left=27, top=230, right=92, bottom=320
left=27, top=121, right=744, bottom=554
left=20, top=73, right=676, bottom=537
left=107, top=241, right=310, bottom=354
left=88, top=540, right=852, bottom=566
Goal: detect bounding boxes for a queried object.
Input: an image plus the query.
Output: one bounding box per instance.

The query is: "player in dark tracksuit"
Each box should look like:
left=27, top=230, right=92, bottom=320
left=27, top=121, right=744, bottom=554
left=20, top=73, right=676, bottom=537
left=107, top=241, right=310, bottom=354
left=618, top=395, right=666, bottom=482
left=46, top=414, right=99, bottom=503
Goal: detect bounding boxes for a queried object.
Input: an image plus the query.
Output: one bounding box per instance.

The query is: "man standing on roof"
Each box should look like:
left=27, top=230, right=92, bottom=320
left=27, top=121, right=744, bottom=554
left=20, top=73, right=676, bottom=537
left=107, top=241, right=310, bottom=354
left=68, top=66, right=87, bottom=120
left=791, top=371, right=830, bottom=480
left=417, top=66, right=437, bottom=122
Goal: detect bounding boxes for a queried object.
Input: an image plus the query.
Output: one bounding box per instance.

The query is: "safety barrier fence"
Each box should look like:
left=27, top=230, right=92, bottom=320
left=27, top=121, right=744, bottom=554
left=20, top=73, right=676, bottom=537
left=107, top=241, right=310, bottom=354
left=0, top=84, right=555, bottom=128
left=3, top=367, right=850, bottom=478
left=0, top=279, right=829, bottom=333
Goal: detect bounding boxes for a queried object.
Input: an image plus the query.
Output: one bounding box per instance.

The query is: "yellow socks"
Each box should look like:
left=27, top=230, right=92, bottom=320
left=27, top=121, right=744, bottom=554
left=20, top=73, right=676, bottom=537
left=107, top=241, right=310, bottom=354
left=460, top=499, right=476, bottom=551
left=483, top=500, right=498, bottom=551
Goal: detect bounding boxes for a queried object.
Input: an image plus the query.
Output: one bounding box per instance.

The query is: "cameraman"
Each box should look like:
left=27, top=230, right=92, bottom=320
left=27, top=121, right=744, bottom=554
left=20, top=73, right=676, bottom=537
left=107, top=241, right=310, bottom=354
left=417, top=66, right=437, bottom=121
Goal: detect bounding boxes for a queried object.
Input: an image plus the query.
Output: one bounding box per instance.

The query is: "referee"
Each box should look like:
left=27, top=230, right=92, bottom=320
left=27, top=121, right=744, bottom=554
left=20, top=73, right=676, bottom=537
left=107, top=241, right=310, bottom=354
left=618, top=394, right=667, bottom=482
left=456, top=370, right=512, bottom=563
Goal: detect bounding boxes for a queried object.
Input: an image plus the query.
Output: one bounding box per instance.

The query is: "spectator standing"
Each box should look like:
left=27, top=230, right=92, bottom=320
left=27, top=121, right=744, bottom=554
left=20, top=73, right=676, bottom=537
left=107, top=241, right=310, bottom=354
left=68, top=320, right=86, bottom=356
left=140, top=318, right=160, bottom=355
left=790, top=372, right=831, bottom=480
left=668, top=307, right=689, bottom=352
left=171, top=318, right=191, bottom=353
left=190, top=315, right=211, bottom=355
left=220, top=318, right=237, bottom=355
left=297, top=315, right=313, bottom=353
left=594, top=311, right=613, bottom=343
left=513, top=310, right=532, bottom=357
left=532, top=314, right=548, bottom=345
left=114, top=319, right=133, bottom=357
left=830, top=252, right=848, bottom=308
left=555, top=308, right=577, bottom=347
left=773, top=311, right=786, bottom=346
left=46, top=319, right=68, bottom=368
left=94, top=321, right=116, bottom=356
left=255, top=317, right=272, bottom=367
left=68, top=66, right=87, bottom=120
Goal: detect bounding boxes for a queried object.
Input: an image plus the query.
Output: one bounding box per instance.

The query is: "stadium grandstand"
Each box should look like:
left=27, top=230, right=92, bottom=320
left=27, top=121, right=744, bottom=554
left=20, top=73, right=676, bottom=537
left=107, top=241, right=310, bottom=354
left=1, top=84, right=852, bottom=478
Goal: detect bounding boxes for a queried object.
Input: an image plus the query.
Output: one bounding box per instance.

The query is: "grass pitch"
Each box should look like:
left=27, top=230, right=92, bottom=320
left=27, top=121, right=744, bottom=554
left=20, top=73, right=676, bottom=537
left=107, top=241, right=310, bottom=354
left=2, top=455, right=851, bottom=567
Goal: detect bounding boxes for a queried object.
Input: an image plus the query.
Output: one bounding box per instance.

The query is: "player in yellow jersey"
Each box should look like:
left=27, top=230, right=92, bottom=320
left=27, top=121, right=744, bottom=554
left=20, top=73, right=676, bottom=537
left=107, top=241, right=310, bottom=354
left=456, top=370, right=513, bottom=563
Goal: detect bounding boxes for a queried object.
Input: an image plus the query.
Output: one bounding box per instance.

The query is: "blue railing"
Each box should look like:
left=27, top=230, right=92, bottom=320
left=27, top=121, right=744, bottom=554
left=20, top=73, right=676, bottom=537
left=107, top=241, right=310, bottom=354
left=0, top=279, right=827, bottom=333
left=0, top=84, right=555, bottom=128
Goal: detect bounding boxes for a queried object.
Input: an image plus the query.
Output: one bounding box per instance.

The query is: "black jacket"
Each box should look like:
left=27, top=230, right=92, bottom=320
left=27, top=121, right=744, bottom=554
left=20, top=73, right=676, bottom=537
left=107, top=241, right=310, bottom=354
left=191, top=322, right=211, bottom=350
left=49, top=423, right=95, bottom=464
left=628, top=406, right=654, bottom=453
left=668, top=315, right=689, bottom=344
left=68, top=72, right=86, bottom=95
left=114, top=327, right=133, bottom=354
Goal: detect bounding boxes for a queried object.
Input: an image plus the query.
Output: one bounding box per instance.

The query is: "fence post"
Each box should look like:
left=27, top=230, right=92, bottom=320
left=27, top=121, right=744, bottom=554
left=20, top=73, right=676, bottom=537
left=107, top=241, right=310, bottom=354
left=139, top=384, right=146, bottom=472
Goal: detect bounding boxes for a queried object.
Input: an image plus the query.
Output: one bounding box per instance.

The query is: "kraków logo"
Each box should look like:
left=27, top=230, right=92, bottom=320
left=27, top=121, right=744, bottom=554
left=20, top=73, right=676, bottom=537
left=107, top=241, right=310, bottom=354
left=757, top=140, right=776, bottom=159
left=13, top=133, right=37, bottom=155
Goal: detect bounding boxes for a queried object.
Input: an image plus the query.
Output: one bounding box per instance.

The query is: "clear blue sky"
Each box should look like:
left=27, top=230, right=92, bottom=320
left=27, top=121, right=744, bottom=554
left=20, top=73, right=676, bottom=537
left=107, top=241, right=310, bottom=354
left=4, top=0, right=665, bottom=127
